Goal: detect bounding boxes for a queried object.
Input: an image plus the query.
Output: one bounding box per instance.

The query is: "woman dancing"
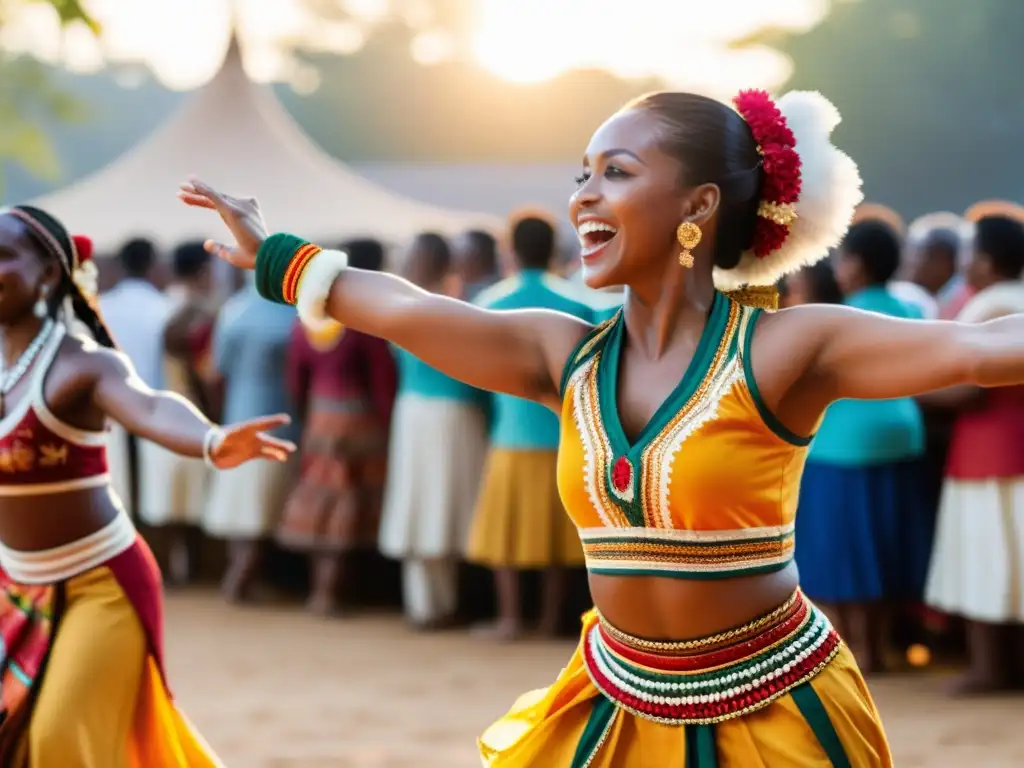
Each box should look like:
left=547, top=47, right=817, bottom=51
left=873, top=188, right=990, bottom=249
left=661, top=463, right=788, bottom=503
left=180, top=88, right=1024, bottom=765
left=0, top=205, right=295, bottom=766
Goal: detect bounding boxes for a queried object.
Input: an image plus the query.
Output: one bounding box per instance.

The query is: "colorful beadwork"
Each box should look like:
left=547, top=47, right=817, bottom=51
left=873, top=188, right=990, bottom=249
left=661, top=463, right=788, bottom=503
left=282, top=243, right=323, bottom=305
left=579, top=524, right=796, bottom=579
left=582, top=591, right=841, bottom=725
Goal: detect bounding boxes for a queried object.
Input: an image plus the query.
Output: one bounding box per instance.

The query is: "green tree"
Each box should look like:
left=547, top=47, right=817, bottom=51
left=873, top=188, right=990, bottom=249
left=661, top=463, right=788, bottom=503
left=0, top=0, right=99, bottom=196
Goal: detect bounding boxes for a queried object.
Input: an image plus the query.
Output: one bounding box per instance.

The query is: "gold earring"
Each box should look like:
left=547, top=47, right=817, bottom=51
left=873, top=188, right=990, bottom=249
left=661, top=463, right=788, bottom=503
left=677, top=222, right=701, bottom=268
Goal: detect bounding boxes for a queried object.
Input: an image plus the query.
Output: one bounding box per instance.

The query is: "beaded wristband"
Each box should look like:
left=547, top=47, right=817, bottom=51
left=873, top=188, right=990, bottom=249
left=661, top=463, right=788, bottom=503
left=254, top=233, right=321, bottom=305
left=203, top=426, right=225, bottom=470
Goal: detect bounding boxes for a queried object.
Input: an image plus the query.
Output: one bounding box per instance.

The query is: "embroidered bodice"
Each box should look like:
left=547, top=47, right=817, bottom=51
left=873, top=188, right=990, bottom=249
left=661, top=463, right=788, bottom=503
left=556, top=293, right=811, bottom=579
left=0, top=324, right=108, bottom=496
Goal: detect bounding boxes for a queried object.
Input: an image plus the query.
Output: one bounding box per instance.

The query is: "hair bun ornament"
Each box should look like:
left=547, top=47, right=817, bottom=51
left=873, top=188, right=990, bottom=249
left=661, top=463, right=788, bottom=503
left=713, top=90, right=863, bottom=291
left=71, top=234, right=93, bottom=264
left=70, top=234, right=99, bottom=300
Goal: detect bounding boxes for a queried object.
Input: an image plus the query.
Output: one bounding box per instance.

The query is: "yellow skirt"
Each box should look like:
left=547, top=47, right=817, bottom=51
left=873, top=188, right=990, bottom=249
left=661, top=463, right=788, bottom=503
left=479, top=591, right=892, bottom=767
left=468, top=449, right=585, bottom=569
left=0, top=540, right=222, bottom=767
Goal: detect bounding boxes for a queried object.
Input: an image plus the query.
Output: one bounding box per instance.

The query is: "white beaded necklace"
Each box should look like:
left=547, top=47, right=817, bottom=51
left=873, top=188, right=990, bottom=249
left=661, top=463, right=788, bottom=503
left=0, top=318, right=55, bottom=400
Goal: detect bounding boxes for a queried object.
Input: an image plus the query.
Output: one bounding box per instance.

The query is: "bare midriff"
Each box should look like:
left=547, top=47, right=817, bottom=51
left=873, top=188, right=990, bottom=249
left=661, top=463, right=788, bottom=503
left=589, top=561, right=800, bottom=641
left=0, top=486, right=122, bottom=551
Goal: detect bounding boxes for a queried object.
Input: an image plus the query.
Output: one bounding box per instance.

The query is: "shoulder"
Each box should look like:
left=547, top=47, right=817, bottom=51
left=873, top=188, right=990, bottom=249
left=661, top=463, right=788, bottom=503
left=558, top=308, right=620, bottom=396
left=52, top=333, right=132, bottom=383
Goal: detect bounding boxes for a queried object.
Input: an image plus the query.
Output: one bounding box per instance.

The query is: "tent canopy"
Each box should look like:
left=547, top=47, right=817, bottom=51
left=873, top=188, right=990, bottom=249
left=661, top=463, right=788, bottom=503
left=31, top=35, right=498, bottom=252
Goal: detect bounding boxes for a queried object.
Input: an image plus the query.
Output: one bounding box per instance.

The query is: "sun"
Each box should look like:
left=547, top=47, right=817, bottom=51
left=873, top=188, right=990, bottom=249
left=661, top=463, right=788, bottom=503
left=469, top=0, right=577, bottom=84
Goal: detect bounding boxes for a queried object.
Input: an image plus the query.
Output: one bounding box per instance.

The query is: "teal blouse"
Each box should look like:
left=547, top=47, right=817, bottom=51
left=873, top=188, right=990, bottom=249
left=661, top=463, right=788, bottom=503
left=393, top=347, right=487, bottom=407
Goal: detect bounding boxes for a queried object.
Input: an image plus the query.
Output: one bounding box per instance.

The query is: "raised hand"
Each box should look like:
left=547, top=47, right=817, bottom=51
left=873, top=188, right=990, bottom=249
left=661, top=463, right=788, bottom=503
left=178, top=178, right=269, bottom=270
left=208, top=414, right=296, bottom=469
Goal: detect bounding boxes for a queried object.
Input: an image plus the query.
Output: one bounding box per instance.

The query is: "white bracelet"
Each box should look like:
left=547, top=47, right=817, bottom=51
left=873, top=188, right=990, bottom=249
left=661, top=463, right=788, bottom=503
left=295, top=248, right=347, bottom=333
left=203, top=426, right=225, bottom=470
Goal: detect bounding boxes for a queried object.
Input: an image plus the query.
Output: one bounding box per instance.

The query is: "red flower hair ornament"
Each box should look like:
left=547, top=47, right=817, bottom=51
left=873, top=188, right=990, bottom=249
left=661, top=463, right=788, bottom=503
left=70, top=234, right=99, bottom=300
left=712, top=90, right=864, bottom=291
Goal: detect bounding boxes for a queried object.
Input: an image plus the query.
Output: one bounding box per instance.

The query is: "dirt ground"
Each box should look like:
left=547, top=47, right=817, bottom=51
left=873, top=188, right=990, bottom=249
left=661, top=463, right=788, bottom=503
left=165, top=591, right=1024, bottom=767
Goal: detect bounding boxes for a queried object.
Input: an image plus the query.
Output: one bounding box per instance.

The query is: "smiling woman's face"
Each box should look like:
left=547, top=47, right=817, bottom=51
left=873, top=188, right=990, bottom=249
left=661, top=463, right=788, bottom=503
left=569, top=108, right=689, bottom=290
left=0, top=216, right=51, bottom=324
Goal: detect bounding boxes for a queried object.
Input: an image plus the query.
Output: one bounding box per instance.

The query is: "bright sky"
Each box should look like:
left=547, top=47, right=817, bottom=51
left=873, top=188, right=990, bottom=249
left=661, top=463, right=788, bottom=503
left=0, top=0, right=842, bottom=95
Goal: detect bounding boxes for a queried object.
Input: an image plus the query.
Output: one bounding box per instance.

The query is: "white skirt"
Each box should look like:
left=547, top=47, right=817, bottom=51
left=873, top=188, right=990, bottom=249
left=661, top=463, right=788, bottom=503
left=378, top=394, right=488, bottom=559
left=925, top=477, right=1024, bottom=623
left=202, top=456, right=296, bottom=540
left=137, top=441, right=209, bottom=527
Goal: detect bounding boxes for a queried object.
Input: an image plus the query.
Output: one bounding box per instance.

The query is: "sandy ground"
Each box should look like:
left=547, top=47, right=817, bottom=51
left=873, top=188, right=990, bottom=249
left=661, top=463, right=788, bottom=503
left=165, top=591, right=1024, bottom=767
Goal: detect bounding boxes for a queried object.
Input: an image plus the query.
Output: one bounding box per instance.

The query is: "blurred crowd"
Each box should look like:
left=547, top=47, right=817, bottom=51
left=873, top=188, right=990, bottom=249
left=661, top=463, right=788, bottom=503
left=98, top=201, right=1024, bottom=700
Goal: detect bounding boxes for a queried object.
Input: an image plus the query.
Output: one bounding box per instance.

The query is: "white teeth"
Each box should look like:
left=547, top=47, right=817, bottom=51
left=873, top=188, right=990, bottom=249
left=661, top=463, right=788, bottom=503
left=577, top=220, right=618, bottom=237
left=576, top=220, right=618, bottom=253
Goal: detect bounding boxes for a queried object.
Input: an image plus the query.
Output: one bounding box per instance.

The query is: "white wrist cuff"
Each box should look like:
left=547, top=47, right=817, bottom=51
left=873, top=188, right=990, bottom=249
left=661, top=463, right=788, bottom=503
left=296, top=248, right=347, bottom=333
left=203, top=426, right=225, bottom=470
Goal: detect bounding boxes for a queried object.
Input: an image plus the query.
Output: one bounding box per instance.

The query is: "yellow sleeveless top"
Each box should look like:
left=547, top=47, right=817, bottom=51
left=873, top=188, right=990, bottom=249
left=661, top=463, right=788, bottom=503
left=557, top=292, right=812, bottom=580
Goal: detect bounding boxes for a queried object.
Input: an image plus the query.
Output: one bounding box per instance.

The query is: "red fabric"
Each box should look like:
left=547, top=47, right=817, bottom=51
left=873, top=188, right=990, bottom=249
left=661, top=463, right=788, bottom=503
left=0, top=535, right=166, bottom=762
left=0, top=408, right=107, bottom=486
left=287, top=322, right=397, bottom=428
left=945, top=385, right=1024, bottom=479
left=105, top=536, right=169, bottom=693
left=599, top=598, right=807, bottom=672
left=0, top=570, right=58, bottom=714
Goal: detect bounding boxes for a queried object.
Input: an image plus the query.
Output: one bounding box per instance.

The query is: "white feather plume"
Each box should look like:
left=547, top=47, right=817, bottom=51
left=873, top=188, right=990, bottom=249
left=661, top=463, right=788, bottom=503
left=714, top=91, right=864, bottom=290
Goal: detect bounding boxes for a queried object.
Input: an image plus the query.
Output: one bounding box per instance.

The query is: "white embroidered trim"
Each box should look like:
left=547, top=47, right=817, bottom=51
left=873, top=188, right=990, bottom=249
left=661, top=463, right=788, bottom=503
left=569, top=357, right=614, bottom=527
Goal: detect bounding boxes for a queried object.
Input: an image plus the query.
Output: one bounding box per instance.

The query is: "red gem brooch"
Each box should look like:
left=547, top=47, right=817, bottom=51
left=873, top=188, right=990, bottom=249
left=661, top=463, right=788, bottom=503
left=610, top=456, right=635, bottom=503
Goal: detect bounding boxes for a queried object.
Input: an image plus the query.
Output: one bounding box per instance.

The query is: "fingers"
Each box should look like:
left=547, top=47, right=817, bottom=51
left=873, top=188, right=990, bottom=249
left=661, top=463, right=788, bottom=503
left=257, top=433, right=297, bottom=453
left=177, top=191, right=216, bottom=209
left=260, top=445, right=290, bottom=462
left=204, top=240, right=233, bottom=258
left=186, top=177, right=228, bottom=206
left=203, top=240, right=253, bottom=269
left=241, top=414, right=293, bottom=433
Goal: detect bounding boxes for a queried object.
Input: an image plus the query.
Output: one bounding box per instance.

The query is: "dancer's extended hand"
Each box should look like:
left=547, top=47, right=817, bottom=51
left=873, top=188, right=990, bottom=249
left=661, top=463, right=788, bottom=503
left=178, top=177, right=268, bottom=270
left=209, top=414, right=296, bottom=469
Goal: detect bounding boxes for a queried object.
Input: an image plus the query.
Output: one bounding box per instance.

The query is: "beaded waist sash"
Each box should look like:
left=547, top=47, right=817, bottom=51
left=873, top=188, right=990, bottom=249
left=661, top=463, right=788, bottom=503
left=582, top=589, right=841, bottom=725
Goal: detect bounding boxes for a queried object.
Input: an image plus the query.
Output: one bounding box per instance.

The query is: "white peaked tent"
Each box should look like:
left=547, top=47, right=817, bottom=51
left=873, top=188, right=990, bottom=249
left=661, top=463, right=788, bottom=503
left=30, top=35, right=499, bottom=251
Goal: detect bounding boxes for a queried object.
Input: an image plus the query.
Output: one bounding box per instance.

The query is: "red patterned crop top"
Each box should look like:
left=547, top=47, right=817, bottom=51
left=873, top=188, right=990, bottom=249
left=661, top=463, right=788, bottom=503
left=0, top=324, right=108, bottom=496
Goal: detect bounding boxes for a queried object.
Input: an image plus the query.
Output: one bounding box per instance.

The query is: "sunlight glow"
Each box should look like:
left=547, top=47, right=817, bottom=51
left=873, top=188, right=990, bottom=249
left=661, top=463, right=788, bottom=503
left=0, top=0, right=837, bottom=94
left=471, top=0, right=831, bottom=94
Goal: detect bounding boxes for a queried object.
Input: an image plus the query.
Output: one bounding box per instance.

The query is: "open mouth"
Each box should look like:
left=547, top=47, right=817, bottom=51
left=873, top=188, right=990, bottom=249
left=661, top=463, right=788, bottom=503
left=577, top=220, right=618, bottom=259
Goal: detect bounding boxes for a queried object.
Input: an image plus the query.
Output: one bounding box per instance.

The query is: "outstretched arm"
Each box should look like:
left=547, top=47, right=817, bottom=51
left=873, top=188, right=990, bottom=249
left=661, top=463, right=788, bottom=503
left=177, top=180, right=589, bottom=410
left=322, top=269, right=588, bottom=407
left=797, top=303, right=1024, bottom=402
left=88, top=347, right=295, bottom=467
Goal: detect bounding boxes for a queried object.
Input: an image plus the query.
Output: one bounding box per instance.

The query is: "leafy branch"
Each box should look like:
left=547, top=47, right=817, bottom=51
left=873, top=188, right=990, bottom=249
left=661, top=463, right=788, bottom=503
left=0, top=0, right=99, bottom=198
